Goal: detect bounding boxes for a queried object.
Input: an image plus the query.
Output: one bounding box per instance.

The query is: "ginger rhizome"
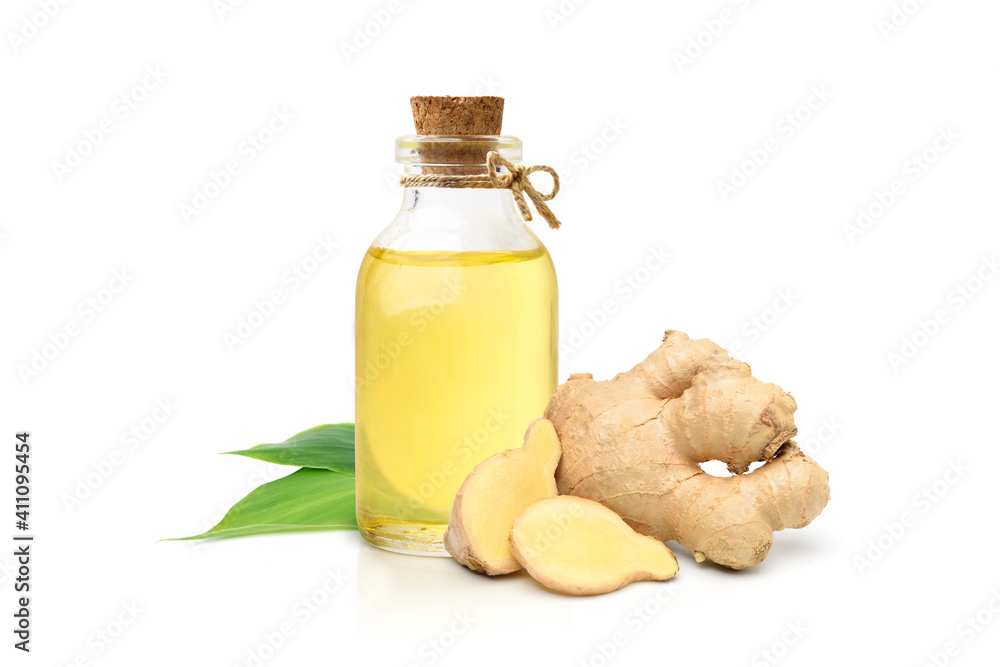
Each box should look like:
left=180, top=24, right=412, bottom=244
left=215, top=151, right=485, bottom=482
left=545, top=330, right=830, bottom=570
left=444, top=418, right=561, bottom=575
left=509, top=496, right=679, bottom=596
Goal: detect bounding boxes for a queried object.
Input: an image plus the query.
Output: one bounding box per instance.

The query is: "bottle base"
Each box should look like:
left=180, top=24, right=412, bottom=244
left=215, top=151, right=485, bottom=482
left=358, top=519, right=450, bottom=557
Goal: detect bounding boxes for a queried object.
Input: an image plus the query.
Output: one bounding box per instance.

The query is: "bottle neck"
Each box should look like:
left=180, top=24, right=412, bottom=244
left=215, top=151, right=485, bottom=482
left=382, top=136, right=542, bottom=252
left=379, top=184, right=540, bottom=253
left=398, top=156, right=521, bottom=221
left=400, top=184, right=516, bottom=218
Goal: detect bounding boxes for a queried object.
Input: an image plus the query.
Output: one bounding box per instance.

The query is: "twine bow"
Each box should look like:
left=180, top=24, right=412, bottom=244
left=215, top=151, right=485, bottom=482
left=485, top=152, right=562, bottom=230
left=398, top=151, right=563, bottom=230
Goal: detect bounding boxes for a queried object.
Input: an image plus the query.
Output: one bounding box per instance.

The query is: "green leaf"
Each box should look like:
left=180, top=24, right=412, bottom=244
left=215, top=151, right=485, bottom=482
left=223, top=423, right=355, bottom=474
left=167, top=468, right=357, bottom=541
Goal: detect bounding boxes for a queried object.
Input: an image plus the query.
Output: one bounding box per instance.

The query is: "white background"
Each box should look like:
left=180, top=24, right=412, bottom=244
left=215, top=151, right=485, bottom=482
left=2, top=0, right=999, bottom=665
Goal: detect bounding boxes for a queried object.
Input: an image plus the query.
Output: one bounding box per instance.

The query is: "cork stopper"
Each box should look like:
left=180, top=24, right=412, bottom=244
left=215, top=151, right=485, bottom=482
left=410, top=96, right=504, bottom=135
left=407, top=96, right=505, bottom=174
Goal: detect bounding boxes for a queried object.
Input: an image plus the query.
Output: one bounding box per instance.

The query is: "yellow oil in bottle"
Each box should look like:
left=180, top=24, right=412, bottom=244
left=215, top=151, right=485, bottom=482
left=355, top=246, right=557, bottom=553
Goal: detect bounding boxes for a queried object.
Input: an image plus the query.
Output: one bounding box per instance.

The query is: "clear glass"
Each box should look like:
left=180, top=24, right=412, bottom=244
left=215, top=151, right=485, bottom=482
left=355, top=136, right=558, bottom=555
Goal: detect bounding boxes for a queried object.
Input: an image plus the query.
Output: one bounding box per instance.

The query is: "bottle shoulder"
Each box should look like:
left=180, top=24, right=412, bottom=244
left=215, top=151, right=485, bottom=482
left=368, top=188, right=548, bottom=254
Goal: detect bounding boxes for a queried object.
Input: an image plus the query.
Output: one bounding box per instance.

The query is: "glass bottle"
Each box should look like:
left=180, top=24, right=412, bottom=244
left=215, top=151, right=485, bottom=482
left=355, top=134, right=558, bottom=555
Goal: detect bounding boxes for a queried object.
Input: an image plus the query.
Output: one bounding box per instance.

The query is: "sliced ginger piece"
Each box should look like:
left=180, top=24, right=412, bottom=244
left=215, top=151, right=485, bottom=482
left=509, top=496, right=679, bottom=596
left=444, top=418, right=561, bottom=575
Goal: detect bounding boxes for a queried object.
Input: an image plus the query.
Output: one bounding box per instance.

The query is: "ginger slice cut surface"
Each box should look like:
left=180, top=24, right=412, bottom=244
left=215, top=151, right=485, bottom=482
left=444, top=418, right=561, bottom=575
left=509, top=496, right=679, bottom=596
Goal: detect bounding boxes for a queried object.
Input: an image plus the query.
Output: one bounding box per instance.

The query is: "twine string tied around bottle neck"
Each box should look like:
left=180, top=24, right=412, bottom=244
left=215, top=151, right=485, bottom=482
left=399, top=151, right=563, bottom=230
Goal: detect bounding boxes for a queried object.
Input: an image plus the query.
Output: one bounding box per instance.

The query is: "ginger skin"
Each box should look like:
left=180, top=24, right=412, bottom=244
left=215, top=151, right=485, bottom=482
left=510, top=496, right=678, bottom=596
left=545, top=330, right=830, bottom=570
left=444, top=419, right=561, bottom=575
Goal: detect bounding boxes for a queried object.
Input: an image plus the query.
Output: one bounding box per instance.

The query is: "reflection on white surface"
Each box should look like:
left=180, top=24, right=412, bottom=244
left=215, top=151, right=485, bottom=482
left=356, top=541, right=572, bottom=661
